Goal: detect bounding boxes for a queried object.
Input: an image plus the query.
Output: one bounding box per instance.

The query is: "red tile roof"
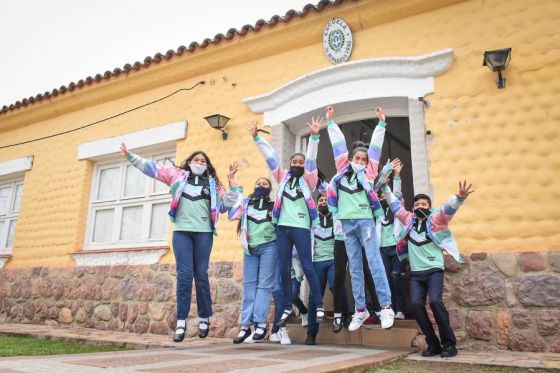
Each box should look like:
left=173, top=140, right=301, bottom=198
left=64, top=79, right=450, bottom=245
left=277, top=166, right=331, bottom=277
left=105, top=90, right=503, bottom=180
left=0, top=0, right=345, bottom=117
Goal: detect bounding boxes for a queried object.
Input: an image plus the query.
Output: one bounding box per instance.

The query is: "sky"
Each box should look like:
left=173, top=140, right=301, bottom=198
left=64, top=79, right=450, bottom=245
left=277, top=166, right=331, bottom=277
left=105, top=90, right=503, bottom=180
left=0, top=0, right=314, bottom=107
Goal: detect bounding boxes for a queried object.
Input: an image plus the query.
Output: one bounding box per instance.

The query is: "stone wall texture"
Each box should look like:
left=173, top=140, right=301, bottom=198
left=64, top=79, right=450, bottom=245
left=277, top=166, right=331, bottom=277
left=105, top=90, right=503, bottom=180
left=1, top=251, right=559, bottom=352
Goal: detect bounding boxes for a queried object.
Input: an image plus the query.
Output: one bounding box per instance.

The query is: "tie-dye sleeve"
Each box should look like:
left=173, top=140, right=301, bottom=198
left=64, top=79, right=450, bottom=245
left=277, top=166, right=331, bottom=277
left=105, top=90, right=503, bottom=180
left=382, top=184, right=413, bottom=227
left=326, top=119, right=349, bottom=172
left=126, top=152, right=181, bottom=186
left=431, top=195, right=465, bottom=225
left=253, top=135, right=287, bottom=184
left=373, top=160, right=392, bottom=192
left=366, top=122, right=387, bottom=180
left=304, top=134, right=319, bottom=192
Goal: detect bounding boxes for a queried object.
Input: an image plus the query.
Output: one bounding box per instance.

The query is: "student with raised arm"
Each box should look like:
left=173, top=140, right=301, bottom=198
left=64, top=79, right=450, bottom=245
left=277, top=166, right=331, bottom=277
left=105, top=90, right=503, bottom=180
left=324, top=105, right=395, bottom=330
left=249, top=120, right=326, bottom=327
left=381, top=181, right=474, bottom=358
left=120, top=143, right=225, bottom=343
left=224, top=161, right=276, bottom=344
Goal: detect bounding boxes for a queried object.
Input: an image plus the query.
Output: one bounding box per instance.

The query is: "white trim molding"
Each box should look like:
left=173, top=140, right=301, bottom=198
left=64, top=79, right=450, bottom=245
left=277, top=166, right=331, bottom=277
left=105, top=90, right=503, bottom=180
left=243, top=48, right=455, bottom=124
left=0, top=156, right=33, bottom=178
left=78, top=120, right=187, bottom=160
left=71, top=247, right=168, bottom=266
left=0, top=255, right=10, bottom=268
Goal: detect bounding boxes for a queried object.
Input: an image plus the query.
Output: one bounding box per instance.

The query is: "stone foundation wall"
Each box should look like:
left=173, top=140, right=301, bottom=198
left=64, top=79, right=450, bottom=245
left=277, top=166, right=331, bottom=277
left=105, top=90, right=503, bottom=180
left=411, top=251, right=560, bottom=353
left=0, top=262, right=243, bottom=339
left=1, top=251, right=559, bottom=352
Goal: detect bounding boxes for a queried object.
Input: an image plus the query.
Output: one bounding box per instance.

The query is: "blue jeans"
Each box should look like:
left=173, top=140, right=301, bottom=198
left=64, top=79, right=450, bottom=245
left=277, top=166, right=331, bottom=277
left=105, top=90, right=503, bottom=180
left=172, top=231, right=213, bottom=319
left=341, top=219, right=391, bottom=309
left=276, top=226, right=323, bottom=311
left=308, top=259, right=335, bottom=335
left=241, top=241, right=277, bottom=326
left=272, top=261, right=284, bottom=334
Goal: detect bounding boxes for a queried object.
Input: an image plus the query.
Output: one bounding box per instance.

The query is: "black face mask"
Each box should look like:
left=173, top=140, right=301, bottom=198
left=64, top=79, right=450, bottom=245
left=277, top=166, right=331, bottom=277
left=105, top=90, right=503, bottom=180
left=290, top=166, right=304, bottom=178
left=380, top=199, right=389, bottom=210
left=253, top=186, right=270, bottom=198
left=318, top=205, right=329, bottom=215
left=414, top=207, right=431, bottom=220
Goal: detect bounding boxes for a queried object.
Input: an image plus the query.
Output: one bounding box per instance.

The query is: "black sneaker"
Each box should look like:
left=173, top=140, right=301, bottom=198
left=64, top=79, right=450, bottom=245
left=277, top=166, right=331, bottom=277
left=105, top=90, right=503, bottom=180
left=233, top=327, right=251, bottom=344
left=198, top=320, right=210, bottom=338
left=275, top=309, right=294, bottom=327
left=305, top=333, right=317, bottom=345
left=421, top=345, right=442, bottom=357
left=173, top=326, right=186, bottom=343
left=252, top=325, right=267, bottom=341
left=441, top=345, right=458, bottom=358
left=332, top=316, right=343, bottom=333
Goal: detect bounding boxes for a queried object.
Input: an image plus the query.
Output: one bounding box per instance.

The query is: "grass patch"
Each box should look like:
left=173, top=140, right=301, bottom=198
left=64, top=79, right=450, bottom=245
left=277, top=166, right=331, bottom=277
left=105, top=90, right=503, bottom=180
left=0, top=335, right=125, bottom=357
left=370, top=358, right=551, bottom=373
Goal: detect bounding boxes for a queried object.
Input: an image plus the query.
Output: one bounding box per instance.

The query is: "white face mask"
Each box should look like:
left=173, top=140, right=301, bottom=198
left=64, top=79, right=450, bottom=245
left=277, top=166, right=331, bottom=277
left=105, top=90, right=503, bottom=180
left=189, top=162, right=207, bottom=175
left=351, top=162, right=366, bottom=173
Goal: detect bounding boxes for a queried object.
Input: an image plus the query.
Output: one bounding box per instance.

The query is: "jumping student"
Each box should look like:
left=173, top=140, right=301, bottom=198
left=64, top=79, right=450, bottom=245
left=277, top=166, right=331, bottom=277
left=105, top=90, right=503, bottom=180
left=249, top=119, right=326, bottom=327
left=224, top=161, right=277, bottom=344
left=120, top=143, right=225, bottom=343
left=381, top=181, right=474, bottom=358
left=324, top=106, right=395, bottom=330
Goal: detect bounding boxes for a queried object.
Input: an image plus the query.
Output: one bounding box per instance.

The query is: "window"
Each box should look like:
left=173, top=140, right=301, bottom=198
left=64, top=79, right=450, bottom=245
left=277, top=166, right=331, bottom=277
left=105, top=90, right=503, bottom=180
left=85, top=152, right=175, bottom=249
left=0, top=179, right=23, bottom=253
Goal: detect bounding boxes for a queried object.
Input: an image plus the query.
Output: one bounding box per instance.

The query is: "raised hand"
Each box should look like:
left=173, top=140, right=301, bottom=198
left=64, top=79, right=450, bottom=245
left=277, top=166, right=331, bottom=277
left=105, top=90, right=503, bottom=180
left=227, top=161, right=240, bottom=187
left=120, top=143, right=129, bottom=158
left=375, top=107, right=386, bottom=123
left=326, top=106, right=334, bottom=120
left=248, top=121, right=258, bottom=138
left=391, top=158, right=403, bottom=176
left=457, top=180, right=475, bottom=199
left=308, top=116, right=324, bottom=136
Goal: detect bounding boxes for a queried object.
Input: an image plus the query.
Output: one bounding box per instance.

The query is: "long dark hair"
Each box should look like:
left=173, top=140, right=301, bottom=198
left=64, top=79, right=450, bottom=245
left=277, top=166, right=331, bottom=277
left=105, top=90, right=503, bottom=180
left=237, top=177, right=272, bottom=236
left=351, top=141, right=368, bottom=158
left=179, top=150, right=223, bottom=189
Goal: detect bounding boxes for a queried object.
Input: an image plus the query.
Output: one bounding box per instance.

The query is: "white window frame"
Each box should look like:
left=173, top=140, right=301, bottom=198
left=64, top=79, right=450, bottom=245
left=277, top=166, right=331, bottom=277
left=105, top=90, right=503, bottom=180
left=0, top=177, right=24, bottom=254
left=84, top=150, right=175, bottom=250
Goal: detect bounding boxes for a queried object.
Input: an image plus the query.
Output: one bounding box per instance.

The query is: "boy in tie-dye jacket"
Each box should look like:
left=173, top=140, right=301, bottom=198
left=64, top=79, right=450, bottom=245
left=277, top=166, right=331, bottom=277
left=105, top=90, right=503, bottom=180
left=381, top=180, right=474, bottom=358
left=249, top=119, right=326, bottom=327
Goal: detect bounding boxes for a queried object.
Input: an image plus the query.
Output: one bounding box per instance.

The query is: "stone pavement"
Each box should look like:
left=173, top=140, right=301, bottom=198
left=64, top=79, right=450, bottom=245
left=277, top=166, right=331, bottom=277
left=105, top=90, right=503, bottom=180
left=407, top=350, right=560, bottom=370
left=0, top=324, right=407, bottom=372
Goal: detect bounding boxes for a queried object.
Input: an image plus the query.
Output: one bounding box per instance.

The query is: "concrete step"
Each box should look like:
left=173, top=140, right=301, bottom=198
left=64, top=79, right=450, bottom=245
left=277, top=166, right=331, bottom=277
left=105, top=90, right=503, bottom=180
left=285, top=319, right=418, bottom=349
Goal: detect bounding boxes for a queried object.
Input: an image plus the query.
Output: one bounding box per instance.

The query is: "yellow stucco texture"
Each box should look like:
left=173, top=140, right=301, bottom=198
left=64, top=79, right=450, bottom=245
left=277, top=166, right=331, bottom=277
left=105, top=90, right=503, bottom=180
left=0, top=0, right=559, bottom=267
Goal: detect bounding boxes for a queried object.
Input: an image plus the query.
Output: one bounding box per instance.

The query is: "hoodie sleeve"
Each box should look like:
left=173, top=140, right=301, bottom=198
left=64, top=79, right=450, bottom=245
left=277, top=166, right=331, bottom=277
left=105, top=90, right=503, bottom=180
left=253, top=135, right=288, bottom=184
left=431, top=195, right=465, bottom=226
left=382, top=184, right=413, bottom=227
left=126, top=152, right=181, bottom=186
left=326, top=119, right=350, bottom=173
left=365, top=121, right=387, bottom=181
left=304, top=134, right=319, bottom=192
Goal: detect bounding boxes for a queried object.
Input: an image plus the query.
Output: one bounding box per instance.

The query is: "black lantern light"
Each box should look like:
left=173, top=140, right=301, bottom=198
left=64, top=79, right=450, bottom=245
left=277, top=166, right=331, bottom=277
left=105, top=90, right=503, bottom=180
left=204, top=114, right=230, bottom=140
left=482, top=48, right=512, bottom=89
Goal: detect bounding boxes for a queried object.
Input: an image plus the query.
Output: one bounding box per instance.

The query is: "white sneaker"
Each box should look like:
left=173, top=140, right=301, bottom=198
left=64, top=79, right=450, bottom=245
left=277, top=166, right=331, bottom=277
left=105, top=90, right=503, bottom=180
left=348, top=309, right=370, bottom=331
left=269, top=332, right=281, bottom=343
left=243, top=333, right=256, bottom=344
left=379, top=307, right=395, bottom=329
left=395, top=311, right=405, bottom=320
left=301, top=313, right=308, bottom=327
left=279, top=327, right=291, bottom=345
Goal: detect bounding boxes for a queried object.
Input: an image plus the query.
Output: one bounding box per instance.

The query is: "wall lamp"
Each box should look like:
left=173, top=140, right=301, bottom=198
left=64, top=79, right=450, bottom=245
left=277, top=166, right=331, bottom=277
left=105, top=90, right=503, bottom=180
left=482, top=48, right=512, bottom=89
left=204, top=114, right=230, bottom=140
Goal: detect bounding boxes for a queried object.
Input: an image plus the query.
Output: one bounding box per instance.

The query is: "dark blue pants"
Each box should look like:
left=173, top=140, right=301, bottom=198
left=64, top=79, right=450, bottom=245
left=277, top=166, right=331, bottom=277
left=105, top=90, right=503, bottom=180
left=308, top=259, right=335, bottom=336
left=291, top=278, right=308, bottom=315
left=276, top=226, right=323, bottom=311
left=410, top=269, right=456, bottom=349
left=272, top=261, right=284, bottom=334
left=380, top=245, right=406, bottom=313
left=172, top=231, right=213, bottom=319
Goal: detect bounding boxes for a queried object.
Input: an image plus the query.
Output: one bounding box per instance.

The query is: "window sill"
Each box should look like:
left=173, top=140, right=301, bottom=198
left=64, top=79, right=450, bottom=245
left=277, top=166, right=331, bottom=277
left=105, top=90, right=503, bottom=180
left=0, top=254, right=12, bottom=268
left=70, top=246, right=169, bottom=266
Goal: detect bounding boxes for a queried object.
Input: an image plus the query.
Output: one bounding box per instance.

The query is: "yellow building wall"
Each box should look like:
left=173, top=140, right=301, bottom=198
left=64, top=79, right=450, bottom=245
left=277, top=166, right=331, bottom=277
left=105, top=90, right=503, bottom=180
left=0, top=0, right=559, bottom=268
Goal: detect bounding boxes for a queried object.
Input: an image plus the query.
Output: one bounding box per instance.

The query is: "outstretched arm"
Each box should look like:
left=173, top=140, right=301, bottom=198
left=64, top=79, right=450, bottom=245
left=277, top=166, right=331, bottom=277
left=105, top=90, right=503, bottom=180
left=249, top=121, right=287, bottom=184
left=381, top=184, right=413, bottom=226
left=222, top=162, right=244, bottom=219
left=325, top=106, right=350, bottom=173
left=304, top=116, right=323, bottom=192
left=366, top=107, right=388, bottom=180
left=432, top=180, right=474, bottom=225
left=121, top=143, right=179, bottom=186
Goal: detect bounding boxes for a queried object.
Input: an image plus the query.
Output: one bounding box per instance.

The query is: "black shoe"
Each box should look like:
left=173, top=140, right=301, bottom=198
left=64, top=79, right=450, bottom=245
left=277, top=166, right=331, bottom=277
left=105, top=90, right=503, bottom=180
left=173, top=326, right=186, bottom=343
left=441, top=345, right=458, bottom=358
left=343, top=315, right=352, bottom=328
left=421, top=345, right=442, bottom=357
left=233, top=327, right=251, bottom=344
left=305, top=334, right=317, bottom=345
left=275, top=309, right=294, bottom=327
left=332, top=317, right=343, bottom=333
left=252, top=325, right=267, bottom=341
left=198, top=321, right=210, bottom=338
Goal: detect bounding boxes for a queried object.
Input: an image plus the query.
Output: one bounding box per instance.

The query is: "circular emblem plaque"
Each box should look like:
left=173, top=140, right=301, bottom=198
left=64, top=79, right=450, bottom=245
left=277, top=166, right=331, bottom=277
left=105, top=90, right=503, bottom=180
left=323, top=18, right=353, bottom=64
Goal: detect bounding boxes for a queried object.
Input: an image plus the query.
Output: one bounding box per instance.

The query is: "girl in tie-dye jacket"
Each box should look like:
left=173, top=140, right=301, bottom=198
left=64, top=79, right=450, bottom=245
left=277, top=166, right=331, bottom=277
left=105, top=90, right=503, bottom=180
left=121, top=143, right=225, bottom=343
left=249, top=119, right=326, bottom=327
